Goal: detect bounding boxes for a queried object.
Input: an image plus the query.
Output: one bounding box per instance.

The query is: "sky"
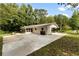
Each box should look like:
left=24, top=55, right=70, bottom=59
left=18, top=3, right=74, bottom=17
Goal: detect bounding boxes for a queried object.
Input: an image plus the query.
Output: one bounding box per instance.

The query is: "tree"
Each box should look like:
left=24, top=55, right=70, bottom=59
left=34, top=9, right=48, bottom=24
left=46, top=16, right=54, bottom=23
left=58, top=3, right=79, bottom=33
left=0, top=3, right=49, bottom=32
left=54, top=14, right=69, bottom=31
left=69, top=10, right=79, bottom=33
left=18, top=4, right=29, bottom=26
left=0, top=3, right=19, bottom=31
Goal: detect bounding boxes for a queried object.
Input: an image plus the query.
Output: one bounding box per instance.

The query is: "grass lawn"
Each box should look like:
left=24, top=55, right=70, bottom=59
left=0, top=30, right=12, bottom=36
left=28, top=34, right=79, bottom=56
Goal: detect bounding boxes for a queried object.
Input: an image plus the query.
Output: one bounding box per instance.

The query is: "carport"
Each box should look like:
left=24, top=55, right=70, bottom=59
left=21, top=23, right=59, bottom=35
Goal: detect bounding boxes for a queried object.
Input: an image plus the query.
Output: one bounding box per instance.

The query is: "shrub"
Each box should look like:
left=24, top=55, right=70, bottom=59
left=0, top=36, right=3, bottom=56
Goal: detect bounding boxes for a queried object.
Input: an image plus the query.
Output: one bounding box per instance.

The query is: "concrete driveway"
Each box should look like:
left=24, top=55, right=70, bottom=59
left=2, top=32, right=66, bottom=56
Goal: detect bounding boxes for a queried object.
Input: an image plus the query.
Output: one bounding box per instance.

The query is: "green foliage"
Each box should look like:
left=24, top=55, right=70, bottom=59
left=0, top=3, right=20, bottom=31
left=0, top=36, right=3, bottom=56
left=69, top=18, right=77, bottom=30
left=46, top=16, right=54, bottom=23
left=34, top=9, right=48, bottom=24
left=0, top=30, right=5, bottom=34
left=57, top=3, right=79, bottom=32
left=54, top=14, right=69, bottom=32
left=0, top=3, right=79, bottom=32
left=0, top=3, right=49, bottom=32
left=69, top=10, right=79, bottom=33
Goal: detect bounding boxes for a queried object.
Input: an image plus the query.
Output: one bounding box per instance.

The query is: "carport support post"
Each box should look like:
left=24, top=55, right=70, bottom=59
left=47, top=26, right=52, bottom=35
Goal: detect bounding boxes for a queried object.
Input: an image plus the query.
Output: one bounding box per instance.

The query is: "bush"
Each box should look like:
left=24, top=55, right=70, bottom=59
left=0, top=36, right=3, bottom=56
left=0, top=30, right=5, bottom=34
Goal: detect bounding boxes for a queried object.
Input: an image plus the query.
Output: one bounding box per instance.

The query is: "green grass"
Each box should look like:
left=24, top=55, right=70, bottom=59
left=28, top=34, right=79, bottom=56
left=0, top=30, right=6, bottom=36
left=0, top=36, right=3, bottom=56
left=0, top=30, right=12, bottom=36
left=64, top=30, right=79, bottom=34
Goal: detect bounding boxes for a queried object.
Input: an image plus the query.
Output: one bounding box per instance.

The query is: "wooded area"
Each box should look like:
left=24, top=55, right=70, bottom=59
left=0, top=3, right=79, bottom=33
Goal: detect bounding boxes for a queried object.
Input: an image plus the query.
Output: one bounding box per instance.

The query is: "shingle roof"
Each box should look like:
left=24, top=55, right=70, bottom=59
left=21, top=23, right=58, bottom=29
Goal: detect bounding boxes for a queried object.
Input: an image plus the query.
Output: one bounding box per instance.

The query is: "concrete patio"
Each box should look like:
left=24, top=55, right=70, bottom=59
left=2, top=32, right=66, bottom=56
